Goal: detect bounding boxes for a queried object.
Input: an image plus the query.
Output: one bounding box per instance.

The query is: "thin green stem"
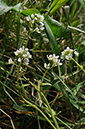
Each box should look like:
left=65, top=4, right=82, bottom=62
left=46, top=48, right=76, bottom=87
left=29, top=80, right=60, bottom=129
left=21, top=95, right=57, bottom=129
left=40, top=69, right=48, bottom=87
left=18, top=76, right=56, bottom=129
left=17, top=62, right=21, bottom=89
left=25, top=31, right=31, bottom=48
left=56, top=116, right=72, bottom=129
left=72, top=58, right=85, bottom=73
left=40, top=91, right=60, bottom=129
left=17, top=62, right=21, bottom=77
left=40, top=70, right=60, bottom=128
left=58, top=65, right=61, bottom=77
left=17, top=76, right=56, bottom=128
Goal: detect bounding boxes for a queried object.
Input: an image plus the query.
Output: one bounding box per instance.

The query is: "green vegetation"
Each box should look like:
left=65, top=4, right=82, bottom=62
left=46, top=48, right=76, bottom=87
left=0, top=0, right=85, bottom=129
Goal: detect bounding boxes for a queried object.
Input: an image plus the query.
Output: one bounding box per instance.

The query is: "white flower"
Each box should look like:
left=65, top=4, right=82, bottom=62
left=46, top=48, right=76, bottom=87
left=37, top=14, right=44, bottom=22
left=24, top=27, right=26, bottom=32
left=22, top=54, right=27, bottom=58
left=34, top=17, right=37, bottom=20
left=44, top=63, right=50, bottom=69
left=59, top=63, right=62, bottom=66
left=45, top=54, right=62, bottom=68
left=14, top=46, right=32, bottom=64
left=53, top=55, right=59, bottom=62
left=35, top=13, right=38, bottom=17
left=52, top=59, right=62, bottom=67
left=8, top=58, right=13, bottom=64
left=74, top=51, right=79, bottom=57
left=25, top=48, right=29, bottom=51
left=34, top=27, right=40, bottom=33
left=40, top=27, right=45, bottom=30
left=25, top=14, right=44, bottom=34
left=47, top=54, right=59, bottom=61
left=26, top=16, right=31, bottom=21
left=24, top=58, right=29, bottom=65
left=40, top=15, right=44, bottom=22
left=18, top=58, right=21, bottom=62
left=65, top=53, right=72, bottom=60
left=65, top=47, right=73, bottom=53
left=14, top=50, right=19, bottom=56
left=47, top=54, right=53, bottom=60
left=31, top=14, right=34, bottom=18
left=14, top=46, right=24, bottom=56
left=40, top=22, right=44, bottom=26
left=19, top=47, right=24, bottom=54
left=29, top=54, right=32, bottom=59
left=26, top=52, right=32, bottom=58
left=61, top=47, right=74, bottom=60
left=31, top=20, right=35, bottom=24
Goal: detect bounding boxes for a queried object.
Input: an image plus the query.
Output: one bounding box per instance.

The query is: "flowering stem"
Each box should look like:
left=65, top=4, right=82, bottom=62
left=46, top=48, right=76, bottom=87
left=40, top=69, right=48, bottom=87
left=17, top=62, right=21, bottom=76
left=25, top=31, right=31, bottom=48
left=17, top=76, right=56, bottom=128
left=41, top=91, right=60, bottom=129
left=72, top=58, right=85, bottom=73
left=20, top=94, right=57, bottom=129
left=17, top=62, right=21, bottom=89
left=40, top=70, right=60, bottom=128
left=29, top=81, right=60, bottom=129
left=65, top=60, right=67, bottom=75
left=58, top=65, right=61, bottom=77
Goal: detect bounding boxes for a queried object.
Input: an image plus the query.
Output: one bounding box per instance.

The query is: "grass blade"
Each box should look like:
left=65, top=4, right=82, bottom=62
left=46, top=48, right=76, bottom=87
left=49, top=0, right=69, bottom=15
left=44, top=21, right=60, bottom=55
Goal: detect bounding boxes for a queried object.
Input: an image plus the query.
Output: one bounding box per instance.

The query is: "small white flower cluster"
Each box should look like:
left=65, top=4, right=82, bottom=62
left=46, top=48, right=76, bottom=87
left=8, top=46, right=32, bottom=65
left=44, top=54, right=62, bottom=69
left=26, top=13, right=44, bottom=33
left=61, top=47, right=79, bottom=60
left=44, top=47, right=79, bottom=69
left=8, top=58, right=13, bottom=64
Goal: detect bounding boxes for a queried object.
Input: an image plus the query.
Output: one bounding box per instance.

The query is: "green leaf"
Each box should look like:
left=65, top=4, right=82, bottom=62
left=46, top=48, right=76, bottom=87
left=49, top=0, right=69, bottom=15
left=21, top=9, right=39, bottom=16
left=44, top=21, right=60, bottom=55
left=49, top=0, right=59, bottom=11
left=45, top=16, right=85, bottom=38
left=71, top=20, right=80, bottom=27
left=45, top=15, right=71, bottom=38
left=70, top=1, right=76, bottom=19
left=0, top=0, right=22, bottom=15
left=79, top=0, right=85, bottom=9
left=45, top=16, right=63, bottom=37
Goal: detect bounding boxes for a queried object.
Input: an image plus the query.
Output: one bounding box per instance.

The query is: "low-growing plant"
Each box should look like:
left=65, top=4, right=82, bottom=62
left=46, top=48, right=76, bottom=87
left=0, top=0, right=85, bottom=129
